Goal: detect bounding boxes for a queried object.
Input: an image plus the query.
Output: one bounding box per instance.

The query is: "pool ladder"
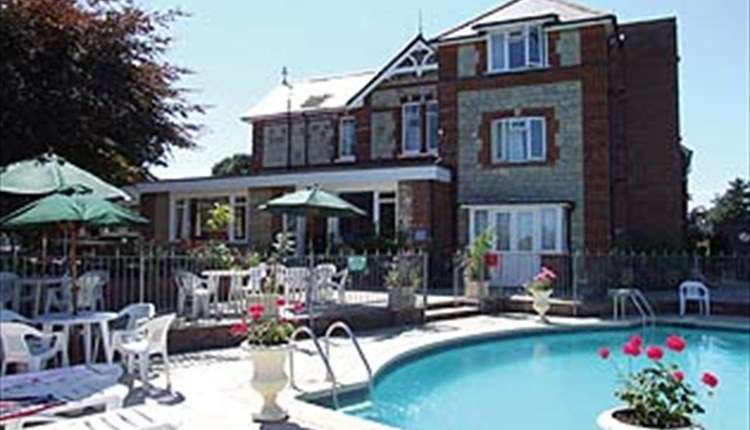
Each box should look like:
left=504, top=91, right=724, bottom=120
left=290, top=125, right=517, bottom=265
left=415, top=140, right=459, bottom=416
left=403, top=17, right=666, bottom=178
left=612, top=288, right=656, bottom=327
left=289, top=320, right=373, bottom=409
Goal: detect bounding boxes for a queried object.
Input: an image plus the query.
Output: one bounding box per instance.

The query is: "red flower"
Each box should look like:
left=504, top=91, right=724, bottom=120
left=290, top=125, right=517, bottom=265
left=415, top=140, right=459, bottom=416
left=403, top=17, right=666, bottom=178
left=248, top=304, right=264, bottom=314
left=673, top=371, right=685, bottom=382
left=275, top=297, right=286, bottom=307
left=701, top=372, right=719, bottom=388
left=230, top=320, right=248, bottom=337
left=293, top=301, right=305, bottom=313
left=598, top=347, right=611, bottom=359
left=665, top=335, right=686, bottom=353
left=623, top=341, right=641, bottom=357
left=646, top=345, right=664, bottom=361
left=628, top=334, right=643, bottom=347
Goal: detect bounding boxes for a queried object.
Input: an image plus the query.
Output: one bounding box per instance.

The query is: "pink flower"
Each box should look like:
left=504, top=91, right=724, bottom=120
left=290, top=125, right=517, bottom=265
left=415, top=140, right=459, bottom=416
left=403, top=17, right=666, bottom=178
left=665, top=335, right=686, bottom=353
left=293, top=301, right=305, bottom=313
left=673, top=371, right=685, bottom=382
left=230, top=320, right=248, bottom=337
left=623, top=341, right=641, bottom=357
left=629, top=334, right=643, bottom=347
left=701, top=372, right=719, bottom=388
left=646, top=345, right=664, bottom=361
left=598, top=347, right=611, bottom=359
left=248, top=304, right=264, bottom=314
left=276, top=297, right=286, bottom=307
left=541, top=266, right=557, bottom=280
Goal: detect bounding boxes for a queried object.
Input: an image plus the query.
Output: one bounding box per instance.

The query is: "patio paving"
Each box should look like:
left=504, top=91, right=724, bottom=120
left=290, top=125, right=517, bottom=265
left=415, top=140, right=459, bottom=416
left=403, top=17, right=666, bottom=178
left=128, top=313, right=750, bottom=430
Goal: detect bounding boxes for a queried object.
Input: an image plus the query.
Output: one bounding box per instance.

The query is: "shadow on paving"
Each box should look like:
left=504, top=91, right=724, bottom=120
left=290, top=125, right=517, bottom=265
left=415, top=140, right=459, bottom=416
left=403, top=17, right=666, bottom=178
left=260, top=422, right=317, bottom=430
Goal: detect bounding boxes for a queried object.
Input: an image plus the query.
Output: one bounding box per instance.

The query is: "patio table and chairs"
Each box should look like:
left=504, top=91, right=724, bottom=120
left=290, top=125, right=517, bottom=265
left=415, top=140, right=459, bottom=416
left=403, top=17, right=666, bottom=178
left=35, top=310, right=118, bottom=366
left=0, top=322, right=65, bottom=376
left=44, top=271, right=107, bottom=314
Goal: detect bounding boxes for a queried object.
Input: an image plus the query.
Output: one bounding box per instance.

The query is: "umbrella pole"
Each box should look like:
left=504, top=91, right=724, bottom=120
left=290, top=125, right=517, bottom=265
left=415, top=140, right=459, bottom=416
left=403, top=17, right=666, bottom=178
left=70, top=222, right=78, bottom=315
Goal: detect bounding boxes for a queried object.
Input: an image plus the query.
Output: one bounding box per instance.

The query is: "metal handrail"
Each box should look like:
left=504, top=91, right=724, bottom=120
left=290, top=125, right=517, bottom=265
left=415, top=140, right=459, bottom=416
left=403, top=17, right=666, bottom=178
left=324, top=321, right=374, bottom=396
left=612, top=288, right=655, bottom=327
left=289, top=326, right=339, bottom=409
left=631, top=288, right=656, bottom=326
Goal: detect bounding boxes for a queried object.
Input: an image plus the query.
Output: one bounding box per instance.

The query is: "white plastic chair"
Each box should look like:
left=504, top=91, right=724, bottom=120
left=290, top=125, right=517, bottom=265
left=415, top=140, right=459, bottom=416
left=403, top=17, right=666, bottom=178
left=243, top=265, right=267, bottom=296
left=679, top=281, right=711, bottom=316
left=313, top=264, right=342, bottom=303
left=0, top=307, right=33, bottom=324
left=100, top=303, right=156, bottom=363
left=283, top=267, right=310, bottom=303
left=45, top=271, right=107, bottom=313
left=115, top=313, right=176, bottom=390
left=0, top=271, right=19, bottom=309
left=174, top=271, right=214, bottom=318
left=1, top=322, right=65, bottom=375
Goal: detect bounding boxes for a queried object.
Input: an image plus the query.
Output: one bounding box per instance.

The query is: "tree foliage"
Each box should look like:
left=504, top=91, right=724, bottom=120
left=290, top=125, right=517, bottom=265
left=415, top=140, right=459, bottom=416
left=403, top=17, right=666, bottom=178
left=0, top=0, right=204, bottom=184
left=211, top=153, right=253, bottom=177
left=687, top=178, right=750, bottom=254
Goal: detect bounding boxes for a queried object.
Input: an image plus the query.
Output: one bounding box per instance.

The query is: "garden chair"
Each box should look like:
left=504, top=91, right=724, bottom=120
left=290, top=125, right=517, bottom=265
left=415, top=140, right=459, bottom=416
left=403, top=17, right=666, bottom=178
left=0, top=271, right=19, bottom=309
left=95, top=303, right=156, bottom=363
left=283, top=267, right=309, bottom=303
left=0, top=307, right=33, bottom=324
left=678, top=280, right=710, bottom=316
left=174, top=271, right=214, bottom=319
left=32, top=404, right=181, bottom=429
left=242, top=265, right=267, bottom=295
left=114, top=314, right=176, bottom=390
left=45, top=271, right=107, bottom=313
left=313, top=264, right=347, bottom=303
left=1, top=322, right=65, bottom=375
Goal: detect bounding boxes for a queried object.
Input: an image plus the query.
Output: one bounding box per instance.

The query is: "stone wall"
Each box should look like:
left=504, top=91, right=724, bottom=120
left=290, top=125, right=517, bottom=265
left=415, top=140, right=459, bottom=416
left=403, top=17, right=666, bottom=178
left=262, top=118, right=336, bottom=168
left=371, top=111, right=397, bottom=160
left=555, top=30, right=581, bottom=67
left=456, top=81, right=585, bottom=250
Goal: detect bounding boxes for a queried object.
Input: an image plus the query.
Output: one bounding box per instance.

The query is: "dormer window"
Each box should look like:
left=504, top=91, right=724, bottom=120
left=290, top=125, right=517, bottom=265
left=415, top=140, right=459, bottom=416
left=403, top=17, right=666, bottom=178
left=488, top=25, right=546, bottom=73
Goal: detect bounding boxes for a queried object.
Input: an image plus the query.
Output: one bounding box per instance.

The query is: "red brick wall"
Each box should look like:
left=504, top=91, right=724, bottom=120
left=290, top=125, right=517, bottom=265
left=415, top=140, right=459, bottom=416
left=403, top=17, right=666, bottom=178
left=610, top=18, right=685, bottom=249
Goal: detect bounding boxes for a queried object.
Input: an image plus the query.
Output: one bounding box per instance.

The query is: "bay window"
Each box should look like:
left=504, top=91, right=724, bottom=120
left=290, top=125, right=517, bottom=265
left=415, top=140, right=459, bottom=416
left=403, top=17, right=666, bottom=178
left=488, top=25, right=546, bottom=73
left=402, top=103, right=422, bottom=154
left=469, top=205, right=566, bottom=253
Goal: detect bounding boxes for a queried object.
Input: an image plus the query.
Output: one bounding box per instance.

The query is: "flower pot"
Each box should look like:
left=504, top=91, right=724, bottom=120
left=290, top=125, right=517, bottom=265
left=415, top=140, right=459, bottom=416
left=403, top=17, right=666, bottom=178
left=464, top=276, right=488, bottom=299
left=242, top=342, right=291, bottom=422
left=597, top=408, right=700, bottom=430
left=530, top=289, right=552, bottom=320
left=388, top=287, right=416, bottom=310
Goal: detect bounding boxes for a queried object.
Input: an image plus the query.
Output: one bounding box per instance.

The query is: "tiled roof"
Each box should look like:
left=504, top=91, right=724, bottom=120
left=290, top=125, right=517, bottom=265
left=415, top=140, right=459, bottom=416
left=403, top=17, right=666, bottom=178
left=435, top=0, right=609, bottom=41
left=243, top=71, right=376, bottom=120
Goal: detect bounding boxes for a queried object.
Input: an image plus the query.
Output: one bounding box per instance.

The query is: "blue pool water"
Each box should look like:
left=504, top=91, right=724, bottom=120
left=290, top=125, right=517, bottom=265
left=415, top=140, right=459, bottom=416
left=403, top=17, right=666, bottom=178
left=316, top=326, right=750, bottom=430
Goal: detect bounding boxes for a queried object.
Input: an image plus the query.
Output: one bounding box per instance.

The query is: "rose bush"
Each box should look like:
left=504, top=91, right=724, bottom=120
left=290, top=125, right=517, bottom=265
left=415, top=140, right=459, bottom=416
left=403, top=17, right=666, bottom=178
left=524, top=266, right=556, bottom=294
left=599, top=333, right=718, bottom=428
left=230, top=298, right=304, bottom=346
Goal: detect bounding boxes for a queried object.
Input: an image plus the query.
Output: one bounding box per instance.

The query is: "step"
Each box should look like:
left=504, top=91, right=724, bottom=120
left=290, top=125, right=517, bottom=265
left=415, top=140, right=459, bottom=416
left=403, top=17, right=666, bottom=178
left=425, top=305, right=482, bottom=323
left=425, top=298, right=480, bottom=310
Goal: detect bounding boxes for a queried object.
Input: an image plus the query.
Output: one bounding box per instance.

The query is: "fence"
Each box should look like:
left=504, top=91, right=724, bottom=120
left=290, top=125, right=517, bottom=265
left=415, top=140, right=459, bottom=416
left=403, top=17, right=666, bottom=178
left=452, top=252, right=750, bottom=303
left=0, top=251, right=429, bottom=317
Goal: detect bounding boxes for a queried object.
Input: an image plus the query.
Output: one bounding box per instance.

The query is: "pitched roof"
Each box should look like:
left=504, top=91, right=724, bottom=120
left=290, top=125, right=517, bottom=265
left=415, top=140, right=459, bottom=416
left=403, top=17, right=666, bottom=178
left=242, top=71, right=376, bottom=120
left=435, top=0, right=609, bottom=42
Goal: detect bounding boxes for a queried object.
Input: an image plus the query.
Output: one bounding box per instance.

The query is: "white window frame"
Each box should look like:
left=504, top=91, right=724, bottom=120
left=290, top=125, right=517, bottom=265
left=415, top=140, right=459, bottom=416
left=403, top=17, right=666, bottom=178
left=337, top=116, right=356, bottom=162
left=169, top=191, right=250, bottom=243
left=467, top=204, right=566, bottom=254
left=401, top=102, right=423, bottom=155
left=487, top=24, right=547, bottom=73
left=425, top=101, right=439, bottom=154
left=491, top=116, right=546, bottom=163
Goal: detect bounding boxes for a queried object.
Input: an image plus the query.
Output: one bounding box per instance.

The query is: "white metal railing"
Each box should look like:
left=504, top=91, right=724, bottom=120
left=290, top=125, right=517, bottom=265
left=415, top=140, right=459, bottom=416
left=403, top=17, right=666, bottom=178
left=612, top=288, right=656, bottom=326
left=324, top=321, right=374, bottom=396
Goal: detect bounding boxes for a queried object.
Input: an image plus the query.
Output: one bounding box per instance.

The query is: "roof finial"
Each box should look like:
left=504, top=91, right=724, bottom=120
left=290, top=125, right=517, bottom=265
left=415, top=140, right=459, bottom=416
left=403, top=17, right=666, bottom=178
left=418, top=10, right=423, bottom=36
left=281, top=66, right=292, bottom=88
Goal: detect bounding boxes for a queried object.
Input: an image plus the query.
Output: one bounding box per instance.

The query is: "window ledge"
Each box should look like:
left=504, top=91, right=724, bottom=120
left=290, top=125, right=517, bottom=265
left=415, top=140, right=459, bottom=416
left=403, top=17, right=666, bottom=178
left=489, top=159, right=548, bottom=167
left=399, top=151, right=438, bottom=159
left=484, top=65, right=548, bottom=76
left=335, top=156, right=356, bottom=163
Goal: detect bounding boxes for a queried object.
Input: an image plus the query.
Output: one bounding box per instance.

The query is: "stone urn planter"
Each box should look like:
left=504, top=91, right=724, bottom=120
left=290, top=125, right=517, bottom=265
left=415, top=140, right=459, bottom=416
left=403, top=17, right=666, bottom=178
left=530, top=288, right=552, bottom=320
left=388, top=286, right=416, bottom=310
left=242, top=342, right=291, bottom=422
left=464, top=276, right=488, bottom=299
left=597, top=408, right=700, bottom=430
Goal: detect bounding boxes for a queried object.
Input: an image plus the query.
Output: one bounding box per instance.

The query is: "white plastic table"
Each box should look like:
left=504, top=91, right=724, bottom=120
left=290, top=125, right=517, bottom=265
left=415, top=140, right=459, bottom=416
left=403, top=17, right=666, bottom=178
left=0, top=364, right=126, bottom=430
left=15, top=276, right=70, bottom=317
left=36, top=311, right=118, bottom=366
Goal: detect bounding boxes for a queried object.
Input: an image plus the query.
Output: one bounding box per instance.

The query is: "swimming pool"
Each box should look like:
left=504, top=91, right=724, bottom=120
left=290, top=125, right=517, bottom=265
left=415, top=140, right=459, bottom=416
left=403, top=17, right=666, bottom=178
left=311, top=326, right=750, bottom=430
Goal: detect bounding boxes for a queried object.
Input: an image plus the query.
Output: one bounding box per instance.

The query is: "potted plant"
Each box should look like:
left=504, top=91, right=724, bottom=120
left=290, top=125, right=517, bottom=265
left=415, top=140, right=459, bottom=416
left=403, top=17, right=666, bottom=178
left=523, top=266, right=556, bottom=321
left=385, top=252, right=421, bottom=310
left=230, top=298, right=304, bottom=422
left=463, top=229, right=492, bottom=298
left=596, top=333, right=719, bottom=429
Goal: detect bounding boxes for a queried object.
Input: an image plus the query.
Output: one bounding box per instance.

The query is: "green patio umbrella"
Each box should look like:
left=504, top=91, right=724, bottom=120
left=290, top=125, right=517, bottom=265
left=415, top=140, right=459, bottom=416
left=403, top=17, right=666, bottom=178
left=0, top=187, right=148, bottom=313
left=258, top=187, right=367, bottom=218
left=0, top=152, right=131, bottom=200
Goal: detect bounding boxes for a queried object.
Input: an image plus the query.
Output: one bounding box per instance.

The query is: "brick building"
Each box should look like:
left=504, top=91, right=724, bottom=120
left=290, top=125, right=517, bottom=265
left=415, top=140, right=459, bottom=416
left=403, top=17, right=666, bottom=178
left=132, top=0, right=687, bottom=285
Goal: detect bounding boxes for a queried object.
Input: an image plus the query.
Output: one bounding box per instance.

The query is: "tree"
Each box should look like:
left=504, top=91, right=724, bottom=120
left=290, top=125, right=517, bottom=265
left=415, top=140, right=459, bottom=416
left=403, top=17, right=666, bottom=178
left=707, top=178, right=750, bottom=226
left=687, top=178, right=750, bottom=254
left=211, top=154, right=253, bottom=177
left=0, top=0, right=204, bottom=184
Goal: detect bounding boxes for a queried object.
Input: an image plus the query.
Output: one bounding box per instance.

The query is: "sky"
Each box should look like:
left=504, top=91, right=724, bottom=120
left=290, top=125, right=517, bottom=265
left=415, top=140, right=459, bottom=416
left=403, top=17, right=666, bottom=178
left=147, top=0, right=749, bottom=209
